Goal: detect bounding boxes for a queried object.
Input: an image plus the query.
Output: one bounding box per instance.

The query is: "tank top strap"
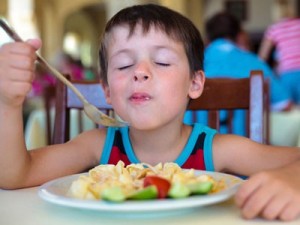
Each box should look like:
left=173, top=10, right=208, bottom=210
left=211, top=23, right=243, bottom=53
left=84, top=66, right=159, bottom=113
left=175, top=123, right=217, bottom=171
left=100, top=126, right=139, bottom=164
left=100, top=127, right=117, bottom=164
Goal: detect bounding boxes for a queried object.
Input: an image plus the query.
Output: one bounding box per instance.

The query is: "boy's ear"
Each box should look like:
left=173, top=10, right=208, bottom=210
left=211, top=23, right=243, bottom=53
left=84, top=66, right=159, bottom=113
left=188, top=70, right=205, bottom=99
left=101, top=83, right=112, bottom=104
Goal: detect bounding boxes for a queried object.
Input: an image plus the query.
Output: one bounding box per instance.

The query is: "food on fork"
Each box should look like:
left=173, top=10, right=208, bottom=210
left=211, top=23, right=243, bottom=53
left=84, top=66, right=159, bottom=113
left=67, top=161, right=225, bottom=201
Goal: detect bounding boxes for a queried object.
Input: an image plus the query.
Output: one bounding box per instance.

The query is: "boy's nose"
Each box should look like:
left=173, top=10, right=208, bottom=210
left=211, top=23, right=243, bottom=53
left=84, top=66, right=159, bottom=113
left=133, top=61, right=151, bottom=82
left=133, top=72, right=149, bottom=82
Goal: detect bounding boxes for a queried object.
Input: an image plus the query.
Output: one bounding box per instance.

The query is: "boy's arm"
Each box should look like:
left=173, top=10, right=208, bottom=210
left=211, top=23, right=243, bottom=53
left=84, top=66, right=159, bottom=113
left=0, top=104, right=30, bottom=187
left=235, top=160, right=300, bottom=221
left=213, top=134, right=300, bottom=221
left=18, top=129, right=105, bottom=188
left=213, top=134, right=300, bottom=175
left=0, top=41, right=104, bottom=189
left=0, top=40, right=40, bottom=188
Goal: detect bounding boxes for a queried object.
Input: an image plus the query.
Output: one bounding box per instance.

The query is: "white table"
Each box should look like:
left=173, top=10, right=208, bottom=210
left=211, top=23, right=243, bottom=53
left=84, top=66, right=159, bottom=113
left=1, top=187, right=299, bottom=225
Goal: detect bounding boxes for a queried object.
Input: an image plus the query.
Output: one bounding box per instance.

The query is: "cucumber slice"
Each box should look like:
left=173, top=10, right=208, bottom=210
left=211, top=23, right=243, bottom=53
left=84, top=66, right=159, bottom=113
left=168, top=182, right=191, bottom=198
left=101, top=186, right=126, bottom=202
left=188, top=181, right=213, bottom=194
left=128, top=185, right=158, bottom=200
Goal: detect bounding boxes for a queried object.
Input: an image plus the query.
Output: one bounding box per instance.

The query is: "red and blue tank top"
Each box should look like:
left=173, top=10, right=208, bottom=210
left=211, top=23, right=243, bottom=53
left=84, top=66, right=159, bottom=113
left=100, top=123, right=217, bottom=171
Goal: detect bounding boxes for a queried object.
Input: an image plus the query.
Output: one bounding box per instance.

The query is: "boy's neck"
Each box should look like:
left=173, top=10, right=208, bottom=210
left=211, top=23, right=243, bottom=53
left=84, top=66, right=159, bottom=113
left=128, top=123, right=192, bottom=165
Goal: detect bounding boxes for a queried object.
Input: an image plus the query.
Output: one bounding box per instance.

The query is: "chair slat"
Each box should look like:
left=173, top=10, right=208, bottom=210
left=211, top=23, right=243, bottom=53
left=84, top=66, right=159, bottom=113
left=249, top=70, right=264, bottom=143
left=188, top=78, right=249, bottom=110
left=52, top=78, right=112, bottom=144
left=187, top=70, right=268, bottom=143
left=67, top=83, right=112, bottom=109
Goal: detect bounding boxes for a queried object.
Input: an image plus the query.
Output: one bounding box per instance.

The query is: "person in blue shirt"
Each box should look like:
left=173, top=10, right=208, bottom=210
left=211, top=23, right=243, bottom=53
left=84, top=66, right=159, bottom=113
left=184, top=12, right=293, bottom=136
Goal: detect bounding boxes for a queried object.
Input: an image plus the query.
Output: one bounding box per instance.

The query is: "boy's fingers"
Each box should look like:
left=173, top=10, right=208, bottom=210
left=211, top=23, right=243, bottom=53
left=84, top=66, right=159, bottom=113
left=25, top=38, right=42, bottom=50
left=280, top=202, right=300, bottom=221
left=9, top=68, right=35, bottom=82
left=239, top=184, right=274, bottom=219
left=235, top=177, right=261, bottom=207
left=235, top=173, right=275, bottom=219
left=260, top=193, right=289, bottom=220
left=235, top=171, right=299, bottom=220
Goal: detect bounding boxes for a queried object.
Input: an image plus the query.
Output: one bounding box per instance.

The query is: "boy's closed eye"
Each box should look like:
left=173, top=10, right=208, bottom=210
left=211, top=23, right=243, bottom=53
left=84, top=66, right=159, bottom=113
left=118, top=62, right=170, bottom=70
left=155, top=62, right=170, bottom=67
left=118, top=65, right=133, bottom=70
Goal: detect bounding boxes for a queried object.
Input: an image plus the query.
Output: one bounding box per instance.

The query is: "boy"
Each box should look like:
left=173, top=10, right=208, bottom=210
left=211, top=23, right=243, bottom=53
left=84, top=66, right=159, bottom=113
left=0, top=4, right=299, bottom=221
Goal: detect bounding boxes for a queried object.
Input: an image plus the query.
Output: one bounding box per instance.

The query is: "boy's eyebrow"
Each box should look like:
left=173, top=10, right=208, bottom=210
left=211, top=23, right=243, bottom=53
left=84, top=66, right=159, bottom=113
left=111, top=45, right=179, bottom=57
left=109, top=48, right=132, bottom=59
left=153, top=45, right=183, bottom=56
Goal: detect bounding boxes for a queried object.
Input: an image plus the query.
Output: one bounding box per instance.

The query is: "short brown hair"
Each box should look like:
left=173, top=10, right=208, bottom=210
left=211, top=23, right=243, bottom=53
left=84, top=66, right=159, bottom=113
left=98, top=4, right=204, bottom=85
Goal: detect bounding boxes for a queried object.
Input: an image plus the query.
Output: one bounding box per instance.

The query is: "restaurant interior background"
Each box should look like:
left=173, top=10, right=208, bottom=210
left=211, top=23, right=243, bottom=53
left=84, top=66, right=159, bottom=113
left=0, top=0, right=300, bottom=148
left=2, top=0, right=300, bottom=70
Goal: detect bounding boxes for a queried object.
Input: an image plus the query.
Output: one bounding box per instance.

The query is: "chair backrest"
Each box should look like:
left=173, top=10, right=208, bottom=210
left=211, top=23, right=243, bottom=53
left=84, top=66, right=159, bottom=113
left=43, top=84, right=56, bottom=145
left=187, top=70, right=268, bottom=143
left=52, top=78, right=113, bottom=144
left=52, top=71, right=269, bottom=145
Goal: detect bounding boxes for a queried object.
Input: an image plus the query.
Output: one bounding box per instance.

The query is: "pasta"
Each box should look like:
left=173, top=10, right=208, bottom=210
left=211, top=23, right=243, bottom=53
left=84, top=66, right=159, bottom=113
left=67, top=161, right=225, bottom=201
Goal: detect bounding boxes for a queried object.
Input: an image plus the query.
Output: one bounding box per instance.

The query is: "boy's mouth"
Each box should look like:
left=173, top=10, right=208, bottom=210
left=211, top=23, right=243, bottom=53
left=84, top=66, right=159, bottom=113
left=129, top=93, right=152, bottom=102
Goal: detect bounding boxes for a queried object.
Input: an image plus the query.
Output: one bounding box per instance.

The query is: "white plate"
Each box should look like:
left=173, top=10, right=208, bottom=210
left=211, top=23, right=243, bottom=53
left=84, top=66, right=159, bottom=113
left=38, top=170, right=243, bottom=213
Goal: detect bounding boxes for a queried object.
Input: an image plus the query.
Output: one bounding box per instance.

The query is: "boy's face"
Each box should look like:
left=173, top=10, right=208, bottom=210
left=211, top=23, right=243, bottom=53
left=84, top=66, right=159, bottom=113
left=104, top=24, right=204, bottom=129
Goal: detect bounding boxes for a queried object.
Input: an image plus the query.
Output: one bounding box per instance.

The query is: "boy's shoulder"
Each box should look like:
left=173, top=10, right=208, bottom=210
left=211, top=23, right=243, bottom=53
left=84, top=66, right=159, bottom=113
left=69, top=127, right=108, bottom=156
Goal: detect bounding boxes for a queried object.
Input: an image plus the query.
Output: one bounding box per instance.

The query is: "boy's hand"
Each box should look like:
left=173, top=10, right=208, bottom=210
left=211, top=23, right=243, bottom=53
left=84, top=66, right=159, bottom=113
left=0, top=39, right=41, bottom=107
left=235, top=166, right=300, bottom=221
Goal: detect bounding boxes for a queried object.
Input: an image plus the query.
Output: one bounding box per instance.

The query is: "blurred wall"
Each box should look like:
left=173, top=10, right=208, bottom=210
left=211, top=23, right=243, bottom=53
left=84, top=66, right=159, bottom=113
left=34, top=0, right=205, bottom=68
left=2, top=0, right=297, bottom=69
left=0, top=0, right=7, bottom=17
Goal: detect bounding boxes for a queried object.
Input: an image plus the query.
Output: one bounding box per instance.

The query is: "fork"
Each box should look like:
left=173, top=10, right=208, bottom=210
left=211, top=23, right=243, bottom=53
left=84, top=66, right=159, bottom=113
left=0, top=19, right=128, bottom=127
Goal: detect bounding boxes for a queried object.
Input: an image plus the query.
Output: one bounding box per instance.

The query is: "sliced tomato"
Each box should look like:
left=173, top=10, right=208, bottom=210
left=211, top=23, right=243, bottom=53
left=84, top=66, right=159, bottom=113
left=143, top=176, right=171, bottom=199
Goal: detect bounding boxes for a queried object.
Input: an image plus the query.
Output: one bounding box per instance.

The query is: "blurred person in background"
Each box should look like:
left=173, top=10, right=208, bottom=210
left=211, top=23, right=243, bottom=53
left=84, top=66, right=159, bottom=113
left=184, top=11, right=293, bottom=137
left=259, top=0, right=300, bottom=105
left=52, top=52, right=98, bottom=81
left=52, top=52, right=85, bottom=81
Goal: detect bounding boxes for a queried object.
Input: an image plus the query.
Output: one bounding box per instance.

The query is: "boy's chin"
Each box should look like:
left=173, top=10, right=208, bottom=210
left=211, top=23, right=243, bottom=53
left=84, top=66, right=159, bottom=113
left=128, top=121, right=158, bottom=130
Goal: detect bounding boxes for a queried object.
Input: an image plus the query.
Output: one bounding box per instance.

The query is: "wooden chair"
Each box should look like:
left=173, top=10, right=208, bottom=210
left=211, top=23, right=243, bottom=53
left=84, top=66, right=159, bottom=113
left=52, top=77, right=113, bottom=144
left=187, top=70, right=269, bottom=144
left=43, top=85, right=56, bottom=145
left=52, top=71, right=269, bottom=145
left=263, top=78, right=270, bottom=144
